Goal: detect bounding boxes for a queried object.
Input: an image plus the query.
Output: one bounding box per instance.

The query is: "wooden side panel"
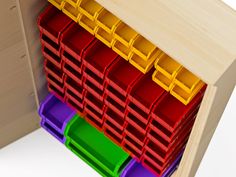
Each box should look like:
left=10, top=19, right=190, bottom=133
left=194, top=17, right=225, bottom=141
left=95, top=0, right=236, bottom=84
left=177, top=60, right=236, bottom=177
left=0, top=0, right=39, bottom=148
left=17, top=0, right=48, bottom=107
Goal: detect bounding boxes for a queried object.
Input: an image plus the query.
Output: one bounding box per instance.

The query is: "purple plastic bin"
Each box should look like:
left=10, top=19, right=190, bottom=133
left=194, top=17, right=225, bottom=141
left=39, top=94, right=76, bottom=143
left=120, top=153, right=182, bottom=177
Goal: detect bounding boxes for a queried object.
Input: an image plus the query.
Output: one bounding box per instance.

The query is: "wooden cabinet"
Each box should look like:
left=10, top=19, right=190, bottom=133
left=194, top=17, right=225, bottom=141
left=0, top=0, right=235, bottom=177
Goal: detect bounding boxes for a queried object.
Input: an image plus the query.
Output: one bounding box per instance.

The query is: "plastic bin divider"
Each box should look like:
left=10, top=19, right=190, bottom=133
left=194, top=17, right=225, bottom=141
left=64, top=115, right=131, bottom=177
left=39, top=94, right=76, bottom=143
left=62, top=2, right=80, bottom=22
left=38, top=5, right=72, bottom=44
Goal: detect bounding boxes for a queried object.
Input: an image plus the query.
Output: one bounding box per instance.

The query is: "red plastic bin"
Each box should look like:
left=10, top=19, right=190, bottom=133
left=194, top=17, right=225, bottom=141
left=64, top=76, right=85, bottom=100
left=149, top=105, right=199, bottom=143
left=84, top=103, right=104, bottom=131
left=83, top=40, right=119, bottom=86
left=61, top=23, right=95, bottom=62
left=84, top=92, right=105, bottom=115
left=128, top=71, right=166, bottom=124
left=62, top=49, right=83, bottom=73
left=48, top=83, right=65, bottom=102
left=44, top=59, right=64, bottom=83
left=38, top=5, right=72, bottom=45
left=66, top=90, right=84, bottom=114
left=104, top=107, right=126, bottom=131
left=42, top=46, right=63, bottom=69
left=151, top=86, right=206, bottom=133
left=105, top=59, right=143, bottom=107
left=83, top=78, right=105, bottom=102
left=63, top=62, right=83, bottom=85
left=104, top=94, right=126, bottom=118
left=147, top=117, right=194, bottom=152
left=41, top=33, right=60, bottom=56
left=46, top=73, right=65, bottom=94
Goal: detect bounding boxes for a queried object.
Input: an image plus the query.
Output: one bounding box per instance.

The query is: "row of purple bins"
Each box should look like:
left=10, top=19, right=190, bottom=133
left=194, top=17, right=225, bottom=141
left=39, top=94, right=182, bottom=177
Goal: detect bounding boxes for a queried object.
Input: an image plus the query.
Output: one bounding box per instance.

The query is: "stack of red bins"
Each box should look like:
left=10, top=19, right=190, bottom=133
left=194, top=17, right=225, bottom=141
left=38, top=5, right=206, bottom=176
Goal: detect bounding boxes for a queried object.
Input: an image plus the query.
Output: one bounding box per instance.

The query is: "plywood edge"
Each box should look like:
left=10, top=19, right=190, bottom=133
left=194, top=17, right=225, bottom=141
left=176, top=60, right=236, bottom=177
left=95, top=0, right=236, bottom=84
left=16, top=0, right=48, bottom=108
left=0, top=111, right=39, bottom=149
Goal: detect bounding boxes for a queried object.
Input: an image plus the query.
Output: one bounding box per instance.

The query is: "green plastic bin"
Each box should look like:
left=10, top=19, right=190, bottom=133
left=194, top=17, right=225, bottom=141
left=65, top=115, right=131, bottom=177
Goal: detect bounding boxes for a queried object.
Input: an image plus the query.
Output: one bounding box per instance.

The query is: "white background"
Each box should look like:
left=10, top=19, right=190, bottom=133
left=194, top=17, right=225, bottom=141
left=0, top=1, right=236, bottom=177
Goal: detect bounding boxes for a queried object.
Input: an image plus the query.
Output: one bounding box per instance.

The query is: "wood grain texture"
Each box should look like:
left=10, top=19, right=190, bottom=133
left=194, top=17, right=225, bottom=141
left=95, top=0, right=236, bottom=84
left=17, top=0, right=48, bottom=107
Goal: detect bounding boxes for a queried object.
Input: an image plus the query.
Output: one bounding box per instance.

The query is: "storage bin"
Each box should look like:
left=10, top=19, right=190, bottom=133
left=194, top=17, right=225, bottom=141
left=38, top=5, right=72, bottom=44
left=60, top=22, right=95, bottom=63
left=129, top=50, right=161, bottom=74
left=42, top=46, right=63, bottom=69
left=112, top=40, right=132, bottom=61
left=128, top=71, right=166, bottom=121
left=78, top=14, right=98, bottom=35
left=151, top=87, right=205, bottom=133
left=62, top=2, right=80, bottom=22
left=153, top=53, right=182, bottom=91
left=105, top=59, right=143, bottom=107
left=121, top=153, right=182, bottom=177
left=171, top=68, right=205, bottom=105
left=39, top=94, right=75, bottom=143
left=48, top=0, right=65, bottom=10
left=79, top=0, right=103, bottom=21
left=83, top=39, right=119, bottom=86
left=65, top=115, right=131, bottom=177
left=66, top=0, right=81, bottom=8
left=131, top=36, right=158, bottom=61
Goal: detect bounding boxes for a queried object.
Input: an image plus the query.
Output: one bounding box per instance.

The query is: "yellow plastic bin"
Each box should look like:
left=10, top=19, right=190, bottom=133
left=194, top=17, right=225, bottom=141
left=62, top=2, right=80, bottom=22
left=131, top=35, right=158, bottom=61
left=114, top=22, right=139, bottom=48
left=171, top=68, right=205, bottom=105
left=66, top=0, right=81, bottom=8
left=95, top=27, right=114, bottom=47
left=78, top=14, right=97, bottom=35
left=112, top=39, right=132, bottom=60
left=79, top=0, right=103, bottom=21
left=96, top=9, right=121, bottom=34
left=153, top=53, right=182, bottom=91
left=129, top=50, right=162, bottom=74
left=48, top=0, right=65, bottom=10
